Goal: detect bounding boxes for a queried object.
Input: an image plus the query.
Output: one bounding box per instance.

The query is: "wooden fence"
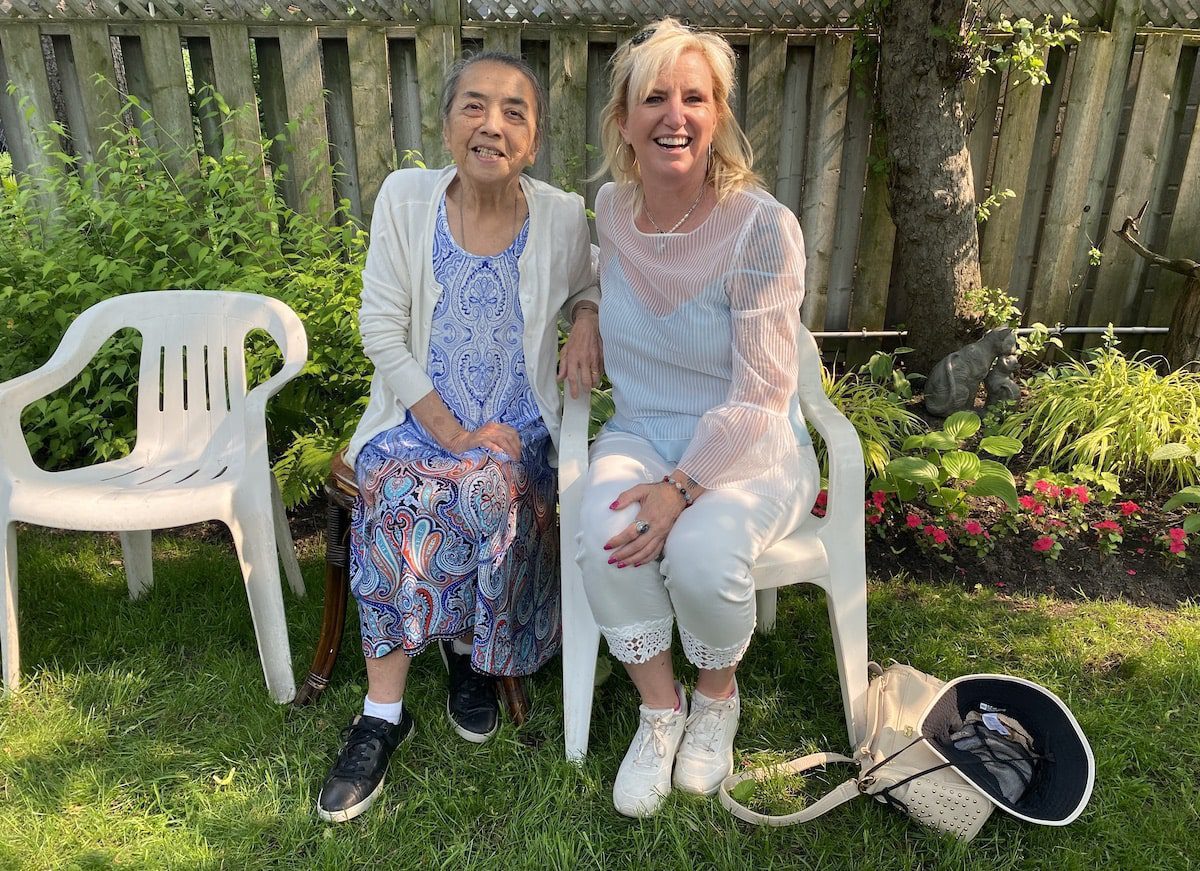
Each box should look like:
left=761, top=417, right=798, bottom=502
left=1, top=0, right=1198, bottom=353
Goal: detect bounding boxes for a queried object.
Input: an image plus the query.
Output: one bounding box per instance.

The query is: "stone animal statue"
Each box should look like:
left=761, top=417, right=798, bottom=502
left=924, top=327, right=1017, bottom=416
left=985, top=351, right=1021, bottom=405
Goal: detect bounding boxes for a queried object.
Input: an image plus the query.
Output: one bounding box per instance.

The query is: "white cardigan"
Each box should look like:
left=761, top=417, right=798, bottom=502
left=346, top=166, right=600, bottom=467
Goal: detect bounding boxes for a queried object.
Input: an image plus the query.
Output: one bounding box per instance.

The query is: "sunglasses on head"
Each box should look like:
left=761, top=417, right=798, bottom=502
left=629, top=22, right=696, bottom=47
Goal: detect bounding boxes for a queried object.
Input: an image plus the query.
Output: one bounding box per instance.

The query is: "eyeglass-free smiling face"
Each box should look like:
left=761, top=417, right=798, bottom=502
left=443, top=61, right=539, bottom=188
left=617, top=50, right=716, bottom=191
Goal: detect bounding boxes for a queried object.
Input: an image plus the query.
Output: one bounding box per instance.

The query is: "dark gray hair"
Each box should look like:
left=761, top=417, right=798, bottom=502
left=439, top=51, right=547, bottom=150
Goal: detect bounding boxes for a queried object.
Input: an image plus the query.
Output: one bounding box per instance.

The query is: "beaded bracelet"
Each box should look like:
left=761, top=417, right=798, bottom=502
left=661, top=475, right=694, bottom=507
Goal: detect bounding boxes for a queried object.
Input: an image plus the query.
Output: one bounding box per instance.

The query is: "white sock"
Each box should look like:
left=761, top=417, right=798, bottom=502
left=363, top=695, right=403, bottom=725
left=452, top=637, right=473, bottom=656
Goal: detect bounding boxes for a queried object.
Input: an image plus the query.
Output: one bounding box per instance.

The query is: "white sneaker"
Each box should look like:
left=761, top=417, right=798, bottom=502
left=672, top=683, right=740, bottom=795
left=612, top=682, right=688, bottom=818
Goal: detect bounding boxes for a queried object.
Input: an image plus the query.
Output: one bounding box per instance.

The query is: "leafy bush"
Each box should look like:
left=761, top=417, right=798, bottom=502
left=820, top=363, right=924, bottom=479
left=0, top=96, right=369, bottom=506
left=998, top=337, right=1200, bottom=491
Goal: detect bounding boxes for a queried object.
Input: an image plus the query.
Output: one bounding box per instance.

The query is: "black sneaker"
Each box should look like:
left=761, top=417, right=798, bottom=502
left=316, top=711, right=414, bottom=823
left=439, top=640, right=499, bottom=743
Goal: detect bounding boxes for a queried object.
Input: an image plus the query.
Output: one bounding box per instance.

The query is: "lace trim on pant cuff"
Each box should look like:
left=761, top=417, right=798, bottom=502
left=678, top=625, right=752, bottom=671
left=598, top=616, right=674, bottom=664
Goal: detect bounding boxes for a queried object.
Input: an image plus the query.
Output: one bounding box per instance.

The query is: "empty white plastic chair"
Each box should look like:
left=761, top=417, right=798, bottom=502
left=0, top=290, right=307, bottom=703
left=558, top=324, right=869, bottom=759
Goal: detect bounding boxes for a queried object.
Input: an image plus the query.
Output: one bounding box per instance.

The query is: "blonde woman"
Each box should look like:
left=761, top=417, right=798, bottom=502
left=575, top=20, right=820, bottom=817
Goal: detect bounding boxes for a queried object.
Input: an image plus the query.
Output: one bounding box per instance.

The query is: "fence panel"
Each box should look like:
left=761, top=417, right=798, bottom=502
left=0, top=4, right=1197, bottom=340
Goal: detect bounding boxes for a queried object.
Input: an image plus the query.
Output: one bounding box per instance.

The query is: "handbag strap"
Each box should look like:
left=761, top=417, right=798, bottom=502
left=718, top=752, right=860, bottom=827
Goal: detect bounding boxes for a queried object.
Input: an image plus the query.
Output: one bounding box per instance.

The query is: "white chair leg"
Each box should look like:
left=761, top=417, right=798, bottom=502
left=119, top=531, right=154, bottom=600
left=755, top=587, right=778, bottom=634
left=1, top=521, right=19, bottom=692
left=826, top=578, right=869, bottom=749
left=559, top=494, right=599, bottom=761
left=270, top=476, right=305, bottom=598
left=228, top=504, right=296, bottom=704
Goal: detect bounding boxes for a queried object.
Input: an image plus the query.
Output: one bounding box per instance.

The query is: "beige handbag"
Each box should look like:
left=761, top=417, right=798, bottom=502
left=718, top=663, right=995, bottom=841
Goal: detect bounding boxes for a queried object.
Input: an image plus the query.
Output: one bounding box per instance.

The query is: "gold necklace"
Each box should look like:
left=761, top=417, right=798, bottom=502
left=644, top=182, right=706, bottom=234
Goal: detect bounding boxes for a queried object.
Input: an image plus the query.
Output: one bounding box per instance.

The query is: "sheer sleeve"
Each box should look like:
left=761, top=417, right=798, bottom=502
left=675, top=200, right=806, bottom=495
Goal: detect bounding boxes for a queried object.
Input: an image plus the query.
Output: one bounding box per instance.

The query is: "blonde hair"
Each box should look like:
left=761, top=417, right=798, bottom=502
left=597, top=18, right=760, bottom=201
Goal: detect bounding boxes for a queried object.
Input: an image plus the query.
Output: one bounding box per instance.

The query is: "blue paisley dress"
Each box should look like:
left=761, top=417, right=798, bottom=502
left=349, top=197, right=560, bottom=676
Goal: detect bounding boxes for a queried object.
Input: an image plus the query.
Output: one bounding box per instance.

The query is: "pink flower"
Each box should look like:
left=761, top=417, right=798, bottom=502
left=995, top=581, right=1006, bottom=588
left=1168, top=527, right=1187, bottom=542
left=964, top=520, right=984, bottom=536
left=1018, top=495, right=1038, bottom=511
left=1033, top=479, right=1051, bottom=493
left=867, top=513, right=882, bottom=525
left=1074, top=486, right=1090, bottom=504
left=923, top=524, right=936, bottom=536
left=906, top=513, right=922, bottom=528
left=1047, top=518, right=1066, bottom=528
left=932, top=528, right=949, bottom=545
left=1169, top=541, right=1187, bottom=554
left=1119, top=501, right=1140, bottom=516
left=1048, top=484, right=1062, bottom=499
left=1032, top=503, right=1046, bottom=516
left=1060, top=486, right=1074, bottom=499
left=871, top=490, right=887, bottom=509
left=1127, top=569, right=1137, bottom=576
left=1093, top=520, right=1122, bottom=534
left=1032, top=536, right=1056, bottom=553
left=1136, top=547, right=1146, bottom=555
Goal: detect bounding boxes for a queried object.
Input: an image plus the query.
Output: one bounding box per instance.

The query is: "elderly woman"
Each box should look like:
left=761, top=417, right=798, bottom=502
left=317, top=51, right=600, bottom=823
left=576, top=20, right=820, bottom=817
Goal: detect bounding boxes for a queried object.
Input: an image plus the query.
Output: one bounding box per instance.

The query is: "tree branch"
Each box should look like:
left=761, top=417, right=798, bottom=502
left=1113, top=202, right=1200, bottom=279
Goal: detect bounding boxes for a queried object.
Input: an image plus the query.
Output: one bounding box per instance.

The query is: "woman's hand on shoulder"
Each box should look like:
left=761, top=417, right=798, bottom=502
left=603, top=482, right=686, bottom=569
left=446, top=421, right=522, bottom=460
left=557, top=305, right=603, bottom=399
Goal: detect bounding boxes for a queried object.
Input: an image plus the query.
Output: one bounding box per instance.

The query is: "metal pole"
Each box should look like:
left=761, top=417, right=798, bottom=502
left=809, top=326, right=1170, bottom=339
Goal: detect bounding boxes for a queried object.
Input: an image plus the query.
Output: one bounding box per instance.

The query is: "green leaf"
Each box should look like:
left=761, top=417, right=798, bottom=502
left=901, top=434, right=928, bottom=452
left=1151, top=444, right=1192, bottom=461
left=968, top=474, right=1020, bottom=509
left=941, top=450, right=982, bottom=481
left=885, top=456, right=940, bottom=487
left=1163, top=486, right=1200, bottom=512
left=943, top=411, right=981, bottom=441
left=979, top=435, right=1022, bottom=457
left=923, top=432, right=960, bottom=451
left=729, top=779, right=757, bottom=803
left=1184, top=514, right=1200, bottom=534
left=978, top=459, right=1017, bottom=486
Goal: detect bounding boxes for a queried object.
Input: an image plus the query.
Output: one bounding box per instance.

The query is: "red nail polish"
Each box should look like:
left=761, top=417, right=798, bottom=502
left=609, top=500, right=619, bottom=509
left=617, top=562, right=626, bottom=569
left=603, top=544, right=612, bottom=551
left=608, top=557, right=616, bottom=564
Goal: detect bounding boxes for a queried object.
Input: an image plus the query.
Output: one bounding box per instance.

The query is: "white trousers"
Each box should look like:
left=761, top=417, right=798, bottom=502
left=575, top=431, right=820, bottom=671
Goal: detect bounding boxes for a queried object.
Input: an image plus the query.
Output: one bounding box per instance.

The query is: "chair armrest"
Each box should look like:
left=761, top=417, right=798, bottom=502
left=0, top=307, right=118, bottom=475
left=801, top=387, right=865, bottom=536
left=557, top=386, right=592, bottom=500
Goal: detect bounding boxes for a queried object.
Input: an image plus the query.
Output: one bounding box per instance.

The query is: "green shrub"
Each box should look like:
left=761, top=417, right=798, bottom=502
left=998, top=337, right=1200, bottom=491
left=820, top=364, right=925, bottom=479
left=0, top=97, right=369, bottom=506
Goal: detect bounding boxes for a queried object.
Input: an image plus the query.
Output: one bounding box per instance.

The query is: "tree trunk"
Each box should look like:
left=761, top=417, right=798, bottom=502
left=877, top=0, right=982, bottom=374
left=1165, top=277, right=1200, bottom=369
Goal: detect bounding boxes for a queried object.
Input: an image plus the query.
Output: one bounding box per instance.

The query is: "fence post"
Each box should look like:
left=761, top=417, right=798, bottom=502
left=746, top=31, right=787, bottom=193
left=416, top=0, right=462, bottom=169
left=549, top=28, right=588, bottom=194
left=0, top=23, right=55, bottom=182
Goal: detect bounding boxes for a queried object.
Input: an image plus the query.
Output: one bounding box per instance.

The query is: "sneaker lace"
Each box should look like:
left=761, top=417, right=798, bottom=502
left=454, top=667, right=496, bottom=714
left=684, top=700, right=730, bottom=753
left=631, top=710, right=678, bottom=767
left=333, top=721, right=386, bottom=777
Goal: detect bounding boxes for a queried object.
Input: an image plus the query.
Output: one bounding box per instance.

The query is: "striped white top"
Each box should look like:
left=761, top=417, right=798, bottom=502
left=596, top=182, right=810, bottom=499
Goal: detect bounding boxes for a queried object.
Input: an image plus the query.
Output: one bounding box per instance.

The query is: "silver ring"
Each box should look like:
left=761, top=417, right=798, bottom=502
left=634, top=520, right=650, bottom=536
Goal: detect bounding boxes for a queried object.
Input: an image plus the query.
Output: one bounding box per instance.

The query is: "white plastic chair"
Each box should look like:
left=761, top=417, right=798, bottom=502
left=0, top=290, right=307, bottom=703
left=558, top=324, right=869, bottom=759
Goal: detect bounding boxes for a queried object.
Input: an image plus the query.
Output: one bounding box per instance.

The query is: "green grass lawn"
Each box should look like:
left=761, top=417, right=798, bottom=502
left=1, top=527, right=1197, bottom=870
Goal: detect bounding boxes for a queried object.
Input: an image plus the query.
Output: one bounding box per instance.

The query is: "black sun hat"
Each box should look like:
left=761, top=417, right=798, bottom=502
left=917, top=674, right=1095, bottom=826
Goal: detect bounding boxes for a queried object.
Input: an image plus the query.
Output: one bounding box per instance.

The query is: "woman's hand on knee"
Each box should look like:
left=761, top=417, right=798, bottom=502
left=603, top=482, right=684, bottom=568
left=448, top=422, right=521, bottom=459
